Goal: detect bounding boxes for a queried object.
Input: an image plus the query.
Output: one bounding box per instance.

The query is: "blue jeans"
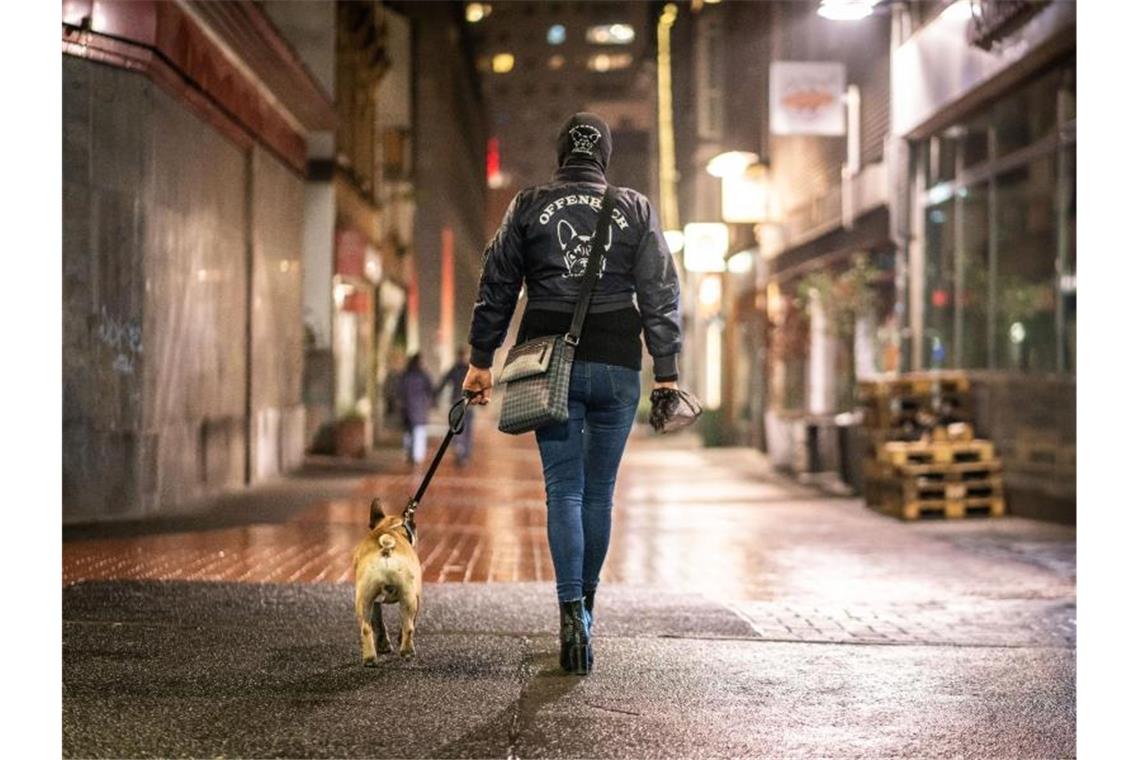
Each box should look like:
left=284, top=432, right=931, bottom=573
left=536, top=361, right=640, bottom=603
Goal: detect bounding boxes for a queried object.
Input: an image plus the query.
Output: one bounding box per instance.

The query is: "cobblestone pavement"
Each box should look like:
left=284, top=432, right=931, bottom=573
left=64, top=425, right=1075, bottom=650
left=62, top=425, right=1075, bottom=757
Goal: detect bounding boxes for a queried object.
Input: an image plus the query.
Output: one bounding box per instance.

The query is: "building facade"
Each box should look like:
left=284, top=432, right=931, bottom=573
left=62, top=0, right=334, bottom=521
left=759, top=1, right=896, bottom=473
left=664, top=0, right=1075, bottom=521
left=890, top=0, right=1076, bottom=521
left=666, top=0, right=894, bottom=458
left=466, top=1, right=658, bottom=235
left=269, top=1, right=487, bottom=450
left=395, top=1, right=489, bottom=379
left=266, top=1, right=416, bottom=455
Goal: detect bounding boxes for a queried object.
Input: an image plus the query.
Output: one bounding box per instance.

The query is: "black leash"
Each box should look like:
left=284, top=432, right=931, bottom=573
left=400, top=392, right=475, bottom=544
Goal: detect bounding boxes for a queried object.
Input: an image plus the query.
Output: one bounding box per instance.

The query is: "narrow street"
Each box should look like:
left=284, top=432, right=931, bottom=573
left=62, top=425, right=1075, bottom=758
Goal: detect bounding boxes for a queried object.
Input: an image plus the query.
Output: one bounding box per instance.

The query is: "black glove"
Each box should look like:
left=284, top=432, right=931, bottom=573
left=649, top=388, right=703, bottom=434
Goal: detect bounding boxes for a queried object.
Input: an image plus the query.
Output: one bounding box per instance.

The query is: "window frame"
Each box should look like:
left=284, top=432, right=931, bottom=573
left=914, top=58, right=1076, bottom=375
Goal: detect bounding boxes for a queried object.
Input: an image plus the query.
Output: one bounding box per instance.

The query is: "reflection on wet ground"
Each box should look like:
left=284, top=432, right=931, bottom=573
left=63, top=428, right=1075, bottom=617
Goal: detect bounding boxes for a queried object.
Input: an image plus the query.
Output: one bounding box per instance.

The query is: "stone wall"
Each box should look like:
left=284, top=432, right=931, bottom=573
left=63, top=58, right=305, bottom=523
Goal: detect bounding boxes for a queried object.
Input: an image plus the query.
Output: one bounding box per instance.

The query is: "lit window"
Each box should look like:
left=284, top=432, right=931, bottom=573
left=547, top=24, right=566, bottom=45
left=587, top=52, right=632, bottom=72
left=491, top=53, right=515, bottom=74
left=548, top=54, right=566, bottom=70
left=586, top=24, right=635, bottom=45
left=465, top=3, right=491, bottom=23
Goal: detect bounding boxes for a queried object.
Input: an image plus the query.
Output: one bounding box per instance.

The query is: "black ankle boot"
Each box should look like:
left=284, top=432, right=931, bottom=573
left=558, top=598, right=592, bottom=675
left=583, top=589, right=596, bottom=633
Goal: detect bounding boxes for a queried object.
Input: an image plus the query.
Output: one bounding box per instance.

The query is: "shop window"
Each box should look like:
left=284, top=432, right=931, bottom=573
left=994, top=67, right=1060, bottom=158
left=923, top=199, right=955, bottom=368
left=960, top=110, right=990, bottom=169
left=994, top=155, right=1057, bottom=372
left=587, top=52, right=633, bottom=72
left=491, top=53, right=515, bottom=74
left=959, top=183, right=990, bottom=368
left=925, top=135, right=955, bottom=189
left=1060, top=146, right=1076, bottom=372
left=586, top=24, right=635, bottom=45
left=1059, top=63, right=1077, bottom=125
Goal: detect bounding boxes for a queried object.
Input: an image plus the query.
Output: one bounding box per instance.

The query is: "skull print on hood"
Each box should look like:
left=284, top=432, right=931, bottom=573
left=556, top=112, right=613, bottom=174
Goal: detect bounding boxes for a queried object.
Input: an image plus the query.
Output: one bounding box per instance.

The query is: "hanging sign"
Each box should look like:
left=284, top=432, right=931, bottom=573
left=770, top=61, right=846, bottom=136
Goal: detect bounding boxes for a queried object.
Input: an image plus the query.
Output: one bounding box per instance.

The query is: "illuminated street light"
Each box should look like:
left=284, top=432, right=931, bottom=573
left=727, top=250, right=755, bottom=274
left=706, top=150, right=759, bottom=178
left=698, top=275, right=722, bottom=309
left=465, top=3, right=491, bottom=23
left=817, top=0, right=877, bottom=21
left=491, top=53, right=514, bottom=74
left=682, top=223, right=729, bottom=273
left=721, top=163, right=770, bottom=224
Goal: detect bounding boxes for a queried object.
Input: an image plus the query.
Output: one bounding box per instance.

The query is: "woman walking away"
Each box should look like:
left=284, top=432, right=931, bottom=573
left=462, top=113, right=682, bottom=675
left=398, top=353, right=434, bottom=465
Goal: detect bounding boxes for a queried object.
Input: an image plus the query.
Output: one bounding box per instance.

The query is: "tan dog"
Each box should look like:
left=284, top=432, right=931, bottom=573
left=352, top=499, right=422, bottom=665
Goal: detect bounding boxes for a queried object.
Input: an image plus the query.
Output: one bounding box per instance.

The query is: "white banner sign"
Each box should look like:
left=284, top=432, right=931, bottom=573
left=770, top=61, right=846, bottom=136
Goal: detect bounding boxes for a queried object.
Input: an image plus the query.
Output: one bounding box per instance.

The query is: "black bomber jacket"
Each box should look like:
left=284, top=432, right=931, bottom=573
left=468, top=163, right=682, bottom=380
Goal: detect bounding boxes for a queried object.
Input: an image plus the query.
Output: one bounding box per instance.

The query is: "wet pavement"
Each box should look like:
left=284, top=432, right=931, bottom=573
left=63, top=424, right=1076, bottom=758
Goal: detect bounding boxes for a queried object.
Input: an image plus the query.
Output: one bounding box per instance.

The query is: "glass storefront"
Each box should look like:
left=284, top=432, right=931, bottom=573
left=916, top=55, right=1076, bottom=374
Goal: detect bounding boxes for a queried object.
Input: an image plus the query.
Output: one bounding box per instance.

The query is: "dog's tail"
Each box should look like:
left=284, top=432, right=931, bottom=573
left=378, top=533, right=396, bottom=557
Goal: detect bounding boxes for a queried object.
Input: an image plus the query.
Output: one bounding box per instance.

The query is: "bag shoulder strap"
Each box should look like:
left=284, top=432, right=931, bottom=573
left=566, top=186, right=616, bottom=346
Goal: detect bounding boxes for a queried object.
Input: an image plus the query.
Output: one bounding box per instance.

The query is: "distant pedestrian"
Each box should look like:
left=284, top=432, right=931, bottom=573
left=381, top=354, right=407, bottom=433
left=398, top=353, right=434, bottom=465
left=435, top=347, right=474, bottom=465
left=462, top=113, right=683, bottom=675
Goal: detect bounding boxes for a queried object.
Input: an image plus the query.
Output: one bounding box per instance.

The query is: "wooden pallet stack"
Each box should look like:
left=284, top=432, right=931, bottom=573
left=858, top=373, right=1005, bottom=520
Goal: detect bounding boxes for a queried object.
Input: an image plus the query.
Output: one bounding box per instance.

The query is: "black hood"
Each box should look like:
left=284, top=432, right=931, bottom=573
left=556, top=112, right=612, bottom=175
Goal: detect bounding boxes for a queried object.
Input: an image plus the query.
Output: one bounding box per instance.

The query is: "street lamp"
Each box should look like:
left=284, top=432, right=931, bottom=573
left=817, top=0, right=878, bottom=21
left=722, top=163, right=771, bottom=224
left=706, top=151, right=760, bottom=179
left=682, top=223, right=729, bottom=273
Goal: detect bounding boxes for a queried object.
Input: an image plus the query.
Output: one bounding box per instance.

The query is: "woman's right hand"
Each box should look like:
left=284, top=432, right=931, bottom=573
left=463, top=366, right=494, bottom=405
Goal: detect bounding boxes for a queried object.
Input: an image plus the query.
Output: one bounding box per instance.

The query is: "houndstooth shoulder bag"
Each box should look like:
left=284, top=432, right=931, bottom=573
left=498, top=186, right=616, bottom=435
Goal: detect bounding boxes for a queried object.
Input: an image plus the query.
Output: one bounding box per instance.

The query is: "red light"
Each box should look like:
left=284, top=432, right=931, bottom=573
left=486, top=137, right=501, bottom=182
left=931, top=289, right=949, bottom=308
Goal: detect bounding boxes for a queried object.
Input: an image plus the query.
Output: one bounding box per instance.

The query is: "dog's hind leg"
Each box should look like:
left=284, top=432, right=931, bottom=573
left=371, top=599, right=393, bottom=654
left=355, top=583, right=381, bottom=667
left=398, top=592, right=420, bottom=658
